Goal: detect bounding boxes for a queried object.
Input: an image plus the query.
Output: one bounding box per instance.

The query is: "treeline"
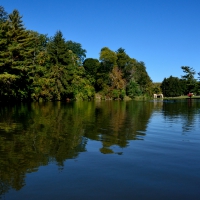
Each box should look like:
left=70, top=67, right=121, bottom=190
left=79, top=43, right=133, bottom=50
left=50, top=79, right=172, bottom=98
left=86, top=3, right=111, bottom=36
left=0, top=6, right=153, bottom=102
left=161, top=66, right=200, bottom=97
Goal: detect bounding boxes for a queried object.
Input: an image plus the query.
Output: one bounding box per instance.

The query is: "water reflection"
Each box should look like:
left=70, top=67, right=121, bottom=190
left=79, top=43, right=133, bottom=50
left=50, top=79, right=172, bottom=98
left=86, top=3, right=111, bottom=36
left=161, top=99, right=200, bottom=132
left=84, top=101, right=153, bottom=153
left=0, top=101, right=154, bottom=196
left=0, top=100, right=199, bottom=197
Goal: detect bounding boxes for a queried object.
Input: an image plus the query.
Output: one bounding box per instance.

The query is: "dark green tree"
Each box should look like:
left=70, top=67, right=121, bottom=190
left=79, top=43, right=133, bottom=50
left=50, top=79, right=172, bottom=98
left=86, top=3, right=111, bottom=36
left=66, top=40, right=86, bottom=63
left=83, top=58, right=100, bottom=85
left=116, top=47, right=128, bottom=71
left=96, top=47, right=117, bottom=94
left=83, top=58, right=100, bottom=75
left=181, top=66, right=196, bottom=93
left=46, top=31, right=74, bottom=100
left=116, top=48, right=135, bottom=82
left=47, top=31, right=71, bottom=66
left=126, top=80, right=142, bottom=99
left=26, top=32, right=53, bottom=101
left=0, top=5, right=8, bottom=23
left=45, top=31, right=94, bottom=100
left=161, top=76, right=182, bottom=97
left=133, top=61, right=152, bottom=96
left=179, top=79, right=187, bottom=95
left=0, top=9, right=36, bottom=101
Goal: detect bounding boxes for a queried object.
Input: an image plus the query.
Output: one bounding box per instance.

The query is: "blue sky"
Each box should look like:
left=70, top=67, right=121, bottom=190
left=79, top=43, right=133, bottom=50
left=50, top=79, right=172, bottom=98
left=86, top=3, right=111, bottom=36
left=1, top=0, right=200, bottom=82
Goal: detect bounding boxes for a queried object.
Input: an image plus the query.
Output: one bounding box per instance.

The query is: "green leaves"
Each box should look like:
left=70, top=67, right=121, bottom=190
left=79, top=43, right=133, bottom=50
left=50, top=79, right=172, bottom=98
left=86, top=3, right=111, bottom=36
left=126, top=80, right=142, bottom=99
left=0, top=6, right=155, bottom=101
left=181, top=66, right=196, bottom=93
left=0, top=73, right=19, bottom=98
left=66, top=40, right=86, bottom=63
left=161, top=76, right=182, bottom=97
left=100, top=47, right=117, bottom=69
left=0, top=9, right=36, bottom=100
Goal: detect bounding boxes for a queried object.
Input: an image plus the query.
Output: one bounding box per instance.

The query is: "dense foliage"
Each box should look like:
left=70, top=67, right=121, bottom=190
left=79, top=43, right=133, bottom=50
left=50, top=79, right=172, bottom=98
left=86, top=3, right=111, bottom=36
left=161, top=76, right=182, bottom=97
left=161, top=66, right=200, bottom=97
left=1, top=6, right=199, bottom=101
left=0, top=7, right=153, bottom=101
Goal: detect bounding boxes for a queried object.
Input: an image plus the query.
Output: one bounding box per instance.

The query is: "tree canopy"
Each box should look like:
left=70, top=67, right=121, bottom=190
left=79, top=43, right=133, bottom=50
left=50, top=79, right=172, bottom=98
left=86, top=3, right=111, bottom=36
left=1, top=5, right=197, bottom=101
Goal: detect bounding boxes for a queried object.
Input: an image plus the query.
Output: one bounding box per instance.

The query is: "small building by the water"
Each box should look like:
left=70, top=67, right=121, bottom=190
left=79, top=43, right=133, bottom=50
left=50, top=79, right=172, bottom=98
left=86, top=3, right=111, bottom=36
left=153, top=94, right=163, bottom=98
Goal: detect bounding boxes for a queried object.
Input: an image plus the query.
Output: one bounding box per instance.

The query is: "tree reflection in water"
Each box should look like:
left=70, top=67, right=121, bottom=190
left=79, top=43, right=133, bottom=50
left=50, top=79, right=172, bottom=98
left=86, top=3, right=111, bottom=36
left=0, top=100, right=199, bottom=197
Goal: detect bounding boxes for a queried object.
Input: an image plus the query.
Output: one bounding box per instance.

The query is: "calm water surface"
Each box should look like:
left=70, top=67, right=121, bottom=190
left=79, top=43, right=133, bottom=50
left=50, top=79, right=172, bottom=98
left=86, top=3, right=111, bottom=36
left=0, top=100, right=200, bottom=200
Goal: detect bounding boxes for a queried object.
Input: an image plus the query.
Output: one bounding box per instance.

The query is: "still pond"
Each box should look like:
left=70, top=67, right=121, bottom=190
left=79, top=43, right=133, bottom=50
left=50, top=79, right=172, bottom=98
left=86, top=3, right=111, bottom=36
left=0, top=99, right=200, bottom=200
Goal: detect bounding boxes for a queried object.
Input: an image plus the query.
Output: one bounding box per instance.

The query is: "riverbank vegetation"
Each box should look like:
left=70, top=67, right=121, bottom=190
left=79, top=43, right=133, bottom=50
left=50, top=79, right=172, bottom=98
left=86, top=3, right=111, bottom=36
left=161, top=66, right=200, bottom=97
left=0, top=7, right=153, bottom=101
left=0, top=6, right=200, bottom=101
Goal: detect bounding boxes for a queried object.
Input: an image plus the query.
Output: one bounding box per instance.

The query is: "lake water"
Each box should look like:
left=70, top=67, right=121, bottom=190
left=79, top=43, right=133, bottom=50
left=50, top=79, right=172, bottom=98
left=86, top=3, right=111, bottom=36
left=0, top=99, right=200, bottom=200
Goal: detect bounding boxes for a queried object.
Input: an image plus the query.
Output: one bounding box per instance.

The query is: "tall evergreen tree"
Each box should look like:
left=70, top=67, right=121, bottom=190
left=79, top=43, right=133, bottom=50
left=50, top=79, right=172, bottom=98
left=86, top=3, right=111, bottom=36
left=0, top=6, right=8, bottom=23
left=46, top=31, right=72, bottom=100
left=181, top=66, right=196, bottom=93
left=45, top=31, right=93, bottom=100
left=0, top=9, right=35, bottom=100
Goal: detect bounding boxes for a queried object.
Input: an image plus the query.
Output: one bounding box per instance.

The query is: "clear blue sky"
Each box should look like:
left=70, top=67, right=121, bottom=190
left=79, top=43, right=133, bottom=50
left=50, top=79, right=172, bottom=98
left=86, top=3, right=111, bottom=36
left=1, top=0, right=200, bottom=82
